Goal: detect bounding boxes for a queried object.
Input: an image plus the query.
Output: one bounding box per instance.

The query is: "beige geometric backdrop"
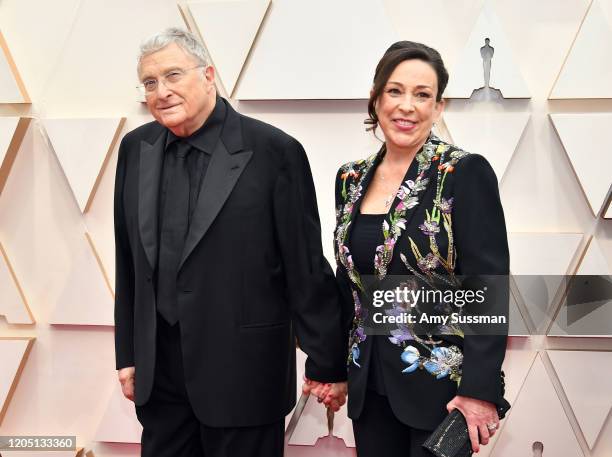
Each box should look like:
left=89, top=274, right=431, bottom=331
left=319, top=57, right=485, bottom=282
left=1, top=0, right=612, bottom=456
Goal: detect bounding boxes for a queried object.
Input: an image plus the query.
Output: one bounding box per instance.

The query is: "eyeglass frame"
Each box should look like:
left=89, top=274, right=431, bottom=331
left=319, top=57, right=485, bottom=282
left=136, top=65, right=206, bottom=97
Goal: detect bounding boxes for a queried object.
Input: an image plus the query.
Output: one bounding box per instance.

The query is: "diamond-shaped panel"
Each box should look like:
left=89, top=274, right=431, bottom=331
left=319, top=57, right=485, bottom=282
left=0, top=117, right=19, bottom=164
left=0, top=338, right=34, bottom=425
left=0, top=242, right=33, bottom=324
left=42, top=117, right=125, bottom=213
left=0, top=117, right=31, bottom=196
left=95, top=382, right=142, bottom=443
left=235, top=0, right=397, bottom=99
left=0, top=31, right=30, bottom=103
left=509, top=289, right=530, bottom=336
left=382, top=0, right=483, bottom=67
left=490, top=354, right=584, bottom=457
left=188, top=0, right=270, bottom=96
left=550, top=0, right=612, bottom=98
left=478, top=344, right=537, bottom=457
left=443, top=112, right=530, bottom=181
left=549, top=237, right=612, bottom=336
left=549, top=350, right=612, bottom=449
left=443, top=2, right=530, bottom=98
left=509, top=233, right=583, bottom=333
left=550, top=113, right=612, bottom=216
left=50, top=233, right=114, bottom=326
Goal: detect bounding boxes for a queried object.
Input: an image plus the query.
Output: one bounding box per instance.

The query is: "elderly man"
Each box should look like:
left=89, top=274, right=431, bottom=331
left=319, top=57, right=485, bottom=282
left=114, top=28, right=347, bottom=457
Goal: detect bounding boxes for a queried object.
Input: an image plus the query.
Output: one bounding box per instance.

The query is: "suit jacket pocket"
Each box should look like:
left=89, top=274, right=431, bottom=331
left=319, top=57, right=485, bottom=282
left=239, top=320, right=289, bottom=330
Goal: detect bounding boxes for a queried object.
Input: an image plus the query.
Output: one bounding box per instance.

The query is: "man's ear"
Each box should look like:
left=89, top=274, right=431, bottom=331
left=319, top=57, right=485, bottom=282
left=204, top=65, right=215, bottom=85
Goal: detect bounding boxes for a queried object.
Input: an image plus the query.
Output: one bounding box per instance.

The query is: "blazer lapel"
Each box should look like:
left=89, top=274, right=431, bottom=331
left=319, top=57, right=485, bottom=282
left=344, top=153, right=382, bottom=252
left=178, top=139, right=253, bottom=271
left=138, top=131, right=166, bottom=271
left=373, top=137, right=442, bottom=278
left=387, top=156, right=438, bottom=236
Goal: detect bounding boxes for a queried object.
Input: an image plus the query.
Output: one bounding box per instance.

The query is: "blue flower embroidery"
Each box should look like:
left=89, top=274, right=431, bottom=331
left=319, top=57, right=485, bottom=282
left=401, top=346, right=421, bottom=373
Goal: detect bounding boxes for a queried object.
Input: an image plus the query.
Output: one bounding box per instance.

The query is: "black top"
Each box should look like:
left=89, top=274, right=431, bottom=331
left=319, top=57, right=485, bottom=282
left=350, top=212, right=385, bottom=275
left=350, top=212, right=388, bottom=395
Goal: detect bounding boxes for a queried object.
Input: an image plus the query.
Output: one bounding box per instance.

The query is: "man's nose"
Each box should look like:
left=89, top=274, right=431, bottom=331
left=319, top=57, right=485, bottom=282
left=155, top=80, right=173, bottom=98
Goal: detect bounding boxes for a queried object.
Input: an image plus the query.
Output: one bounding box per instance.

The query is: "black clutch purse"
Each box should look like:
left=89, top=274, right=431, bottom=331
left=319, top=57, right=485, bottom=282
left=422, top=395, right=510, bottom=457
left=422, top=408, right=474, bottom=457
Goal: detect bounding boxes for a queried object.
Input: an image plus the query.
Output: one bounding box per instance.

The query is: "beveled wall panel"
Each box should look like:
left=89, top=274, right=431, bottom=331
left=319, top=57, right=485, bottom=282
left=0, top=1, right=610, bottom=456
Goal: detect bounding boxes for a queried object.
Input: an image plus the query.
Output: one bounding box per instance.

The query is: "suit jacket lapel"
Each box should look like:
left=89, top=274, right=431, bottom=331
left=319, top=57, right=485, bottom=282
left=178, top=138, right=253, bottom=271
left=138, top=131, right=166, bottom=271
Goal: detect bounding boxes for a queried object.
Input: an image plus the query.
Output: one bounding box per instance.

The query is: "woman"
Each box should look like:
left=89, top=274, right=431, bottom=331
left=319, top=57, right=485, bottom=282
left=332, top=41, right=509, bottom=455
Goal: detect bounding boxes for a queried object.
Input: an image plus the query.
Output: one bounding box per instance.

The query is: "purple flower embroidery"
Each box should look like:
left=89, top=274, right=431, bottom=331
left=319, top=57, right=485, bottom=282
left=417, top=253, right=440, bottom=272
left=389, top=328, right=413, bottom=345
left=419, top=220, right=440, bottom=236
left=355, top=326, right=366, bottom=342
left=437, top=197, right=454, bottom=214
left=405, top=196, right=419, bottom=209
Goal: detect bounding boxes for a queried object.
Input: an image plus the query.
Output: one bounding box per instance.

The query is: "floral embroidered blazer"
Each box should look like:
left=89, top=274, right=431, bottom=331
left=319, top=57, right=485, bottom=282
left=333, top=133, right=510, bottom=430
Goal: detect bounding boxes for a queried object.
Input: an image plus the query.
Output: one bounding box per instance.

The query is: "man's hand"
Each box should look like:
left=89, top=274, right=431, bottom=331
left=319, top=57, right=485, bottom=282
left=302, top=377, right=347, bottom=412
left=118, top=366, right=135, bottom=402
left=446, top=395, right=499, bottom=453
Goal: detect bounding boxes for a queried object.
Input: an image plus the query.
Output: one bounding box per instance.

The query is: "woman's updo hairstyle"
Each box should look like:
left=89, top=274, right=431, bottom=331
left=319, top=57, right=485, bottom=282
left=365, top=41, right=449, bottom=132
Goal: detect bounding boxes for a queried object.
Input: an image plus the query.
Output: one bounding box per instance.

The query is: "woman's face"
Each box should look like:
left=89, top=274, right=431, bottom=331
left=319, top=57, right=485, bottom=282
left=374, top=59, right=445, bottom=155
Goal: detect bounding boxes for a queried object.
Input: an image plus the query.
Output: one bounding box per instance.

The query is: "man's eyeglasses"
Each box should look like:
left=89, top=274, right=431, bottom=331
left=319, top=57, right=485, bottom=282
left=137, top=65, right=205, bottom=97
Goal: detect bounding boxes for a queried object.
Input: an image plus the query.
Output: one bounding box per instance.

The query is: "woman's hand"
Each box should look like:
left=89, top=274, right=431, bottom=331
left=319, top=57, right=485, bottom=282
left=446, top=395, right=499, bottom=453
left=302, top=377, right=347, bottom=412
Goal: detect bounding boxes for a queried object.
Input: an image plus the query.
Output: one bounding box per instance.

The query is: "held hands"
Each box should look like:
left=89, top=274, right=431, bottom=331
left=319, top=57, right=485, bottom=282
left=118, top=366, right=135, bottom=402
left=446, top=395, right=499, bottom=453
left=302, top=377, right=347, bottom=412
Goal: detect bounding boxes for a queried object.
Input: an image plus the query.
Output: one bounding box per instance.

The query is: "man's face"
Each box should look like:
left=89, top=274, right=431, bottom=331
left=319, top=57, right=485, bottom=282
left=138, top=42, right=216, bottom=137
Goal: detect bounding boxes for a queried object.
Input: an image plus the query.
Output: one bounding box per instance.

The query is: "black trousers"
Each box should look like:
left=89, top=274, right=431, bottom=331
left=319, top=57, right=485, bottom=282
left=135, top=315, right=285, bottom=457
left=352, top=390, right=434, bottom=457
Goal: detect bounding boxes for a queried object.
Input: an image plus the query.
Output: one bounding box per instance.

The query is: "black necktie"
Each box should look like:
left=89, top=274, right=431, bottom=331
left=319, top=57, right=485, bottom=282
left=157, top=141, right=191, bottom=325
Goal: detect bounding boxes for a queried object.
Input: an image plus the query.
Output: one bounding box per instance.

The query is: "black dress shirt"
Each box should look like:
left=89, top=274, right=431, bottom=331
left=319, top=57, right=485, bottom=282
left=160, top=96, right=227, bottom=227
left=156, top=97, right=227, bottom=323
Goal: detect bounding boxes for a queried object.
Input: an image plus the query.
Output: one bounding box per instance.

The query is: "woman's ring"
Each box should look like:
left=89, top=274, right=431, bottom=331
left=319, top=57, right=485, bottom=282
left=486, top=423, right=498, bottom=431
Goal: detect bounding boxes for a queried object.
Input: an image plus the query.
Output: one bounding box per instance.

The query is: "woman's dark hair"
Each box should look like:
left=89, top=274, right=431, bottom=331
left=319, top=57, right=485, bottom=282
left=366, top=41, right=449, bottom=130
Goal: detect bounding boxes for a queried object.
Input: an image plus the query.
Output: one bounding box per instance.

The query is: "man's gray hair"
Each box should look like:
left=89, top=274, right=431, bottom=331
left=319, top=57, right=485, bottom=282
left=138, top=27, right=210, bottom=74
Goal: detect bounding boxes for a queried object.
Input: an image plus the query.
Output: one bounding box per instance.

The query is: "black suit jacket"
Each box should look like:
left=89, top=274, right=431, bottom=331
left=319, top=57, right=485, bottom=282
left=334, top=134, right=510, bottom=430
left=114, top=97, right=347, bottom=427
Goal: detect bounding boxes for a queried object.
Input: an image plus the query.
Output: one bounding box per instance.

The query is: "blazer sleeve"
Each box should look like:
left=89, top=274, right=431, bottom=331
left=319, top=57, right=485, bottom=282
left=452, top=153, right=510, bottom=406
left=272, top=137, right=347, bottom=383
left=114, top=136, right=136, bottom=370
